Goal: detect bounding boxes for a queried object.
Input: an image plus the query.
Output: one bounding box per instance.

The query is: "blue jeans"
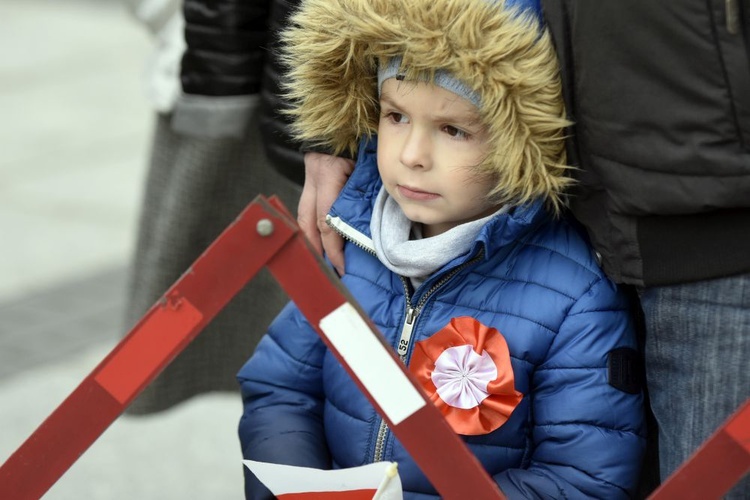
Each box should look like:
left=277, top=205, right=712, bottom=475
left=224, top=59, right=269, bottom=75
left=640, top=273, right=750, bottom=499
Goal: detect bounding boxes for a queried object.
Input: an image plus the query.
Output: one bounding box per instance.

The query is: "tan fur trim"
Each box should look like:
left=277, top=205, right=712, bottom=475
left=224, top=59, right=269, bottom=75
left=281, top=0, right=573, bottom=210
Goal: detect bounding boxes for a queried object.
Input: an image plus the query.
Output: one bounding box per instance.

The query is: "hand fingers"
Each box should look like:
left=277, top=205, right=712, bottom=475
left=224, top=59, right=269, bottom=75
left=297, top=176, right=324, bottom=256
left=299, top=152, right=354, bottom=275
left=316, top=157, right=352, bottom=275
left=320, top=222, right=345, bottom=276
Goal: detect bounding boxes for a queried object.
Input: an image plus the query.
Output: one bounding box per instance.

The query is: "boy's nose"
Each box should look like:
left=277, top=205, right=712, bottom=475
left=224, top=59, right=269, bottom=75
left=400, top=128, right=432, bottom=170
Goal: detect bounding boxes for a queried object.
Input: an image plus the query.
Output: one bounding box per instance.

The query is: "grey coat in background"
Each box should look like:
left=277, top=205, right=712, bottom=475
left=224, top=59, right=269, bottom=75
left=123, top=0, right=303, bottom=414
left=125, top=109, right=300, bottom=414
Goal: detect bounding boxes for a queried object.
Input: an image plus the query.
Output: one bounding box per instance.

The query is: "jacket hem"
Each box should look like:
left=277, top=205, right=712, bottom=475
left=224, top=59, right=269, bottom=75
left=171, top=94, right=259, bottom=138
left=636, top=208, right=750, bottom=286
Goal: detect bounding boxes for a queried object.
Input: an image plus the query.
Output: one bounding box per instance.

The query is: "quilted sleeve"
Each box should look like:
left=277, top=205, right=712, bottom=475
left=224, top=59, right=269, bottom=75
left=495, top=277, right=647, bottom=499
left=237, top=301, right=332, bottom=499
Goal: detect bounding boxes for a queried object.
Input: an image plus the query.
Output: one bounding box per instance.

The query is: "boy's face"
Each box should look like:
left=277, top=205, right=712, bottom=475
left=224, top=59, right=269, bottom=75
left=377, top=79, right=500, bottom=238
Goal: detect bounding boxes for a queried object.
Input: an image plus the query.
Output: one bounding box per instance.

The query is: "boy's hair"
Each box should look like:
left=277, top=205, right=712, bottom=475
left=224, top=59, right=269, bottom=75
left=281, top=0, right=572, bottom=211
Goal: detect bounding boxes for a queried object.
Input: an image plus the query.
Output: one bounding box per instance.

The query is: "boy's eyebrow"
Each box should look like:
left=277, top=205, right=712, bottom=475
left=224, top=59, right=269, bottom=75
left=379, top=92, right=400, bottom=109
left=432, top=108, right=485, bottom=130
left=380, top=91, right=483, bottom=127
left=433, top=110, right=483, bottom=128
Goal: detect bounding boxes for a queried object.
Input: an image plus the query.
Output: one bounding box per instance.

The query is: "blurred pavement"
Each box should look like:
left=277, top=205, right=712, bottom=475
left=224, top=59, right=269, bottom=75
left=1, top=1, right=244, bottom=498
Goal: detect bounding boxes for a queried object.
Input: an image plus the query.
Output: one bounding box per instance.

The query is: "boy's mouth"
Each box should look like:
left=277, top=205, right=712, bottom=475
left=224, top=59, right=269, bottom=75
left=397, top=185, right=440, bottom=201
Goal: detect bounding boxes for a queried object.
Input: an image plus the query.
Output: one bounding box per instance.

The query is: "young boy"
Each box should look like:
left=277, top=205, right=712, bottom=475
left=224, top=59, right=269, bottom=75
left=238, top=0, right=646, bottom=498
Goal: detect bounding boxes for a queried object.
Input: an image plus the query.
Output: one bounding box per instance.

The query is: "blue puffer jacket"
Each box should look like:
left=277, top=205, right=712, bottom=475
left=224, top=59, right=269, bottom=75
left=238, top=139, right=646, bottom=499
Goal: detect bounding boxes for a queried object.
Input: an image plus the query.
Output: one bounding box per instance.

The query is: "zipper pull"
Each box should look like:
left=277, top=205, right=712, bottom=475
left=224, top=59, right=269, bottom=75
left=397, top=307, right=416, bottom=357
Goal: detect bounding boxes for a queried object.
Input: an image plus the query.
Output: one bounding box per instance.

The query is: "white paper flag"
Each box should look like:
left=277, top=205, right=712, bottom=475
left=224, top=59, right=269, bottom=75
left=243, top=460, right=402, bottom=499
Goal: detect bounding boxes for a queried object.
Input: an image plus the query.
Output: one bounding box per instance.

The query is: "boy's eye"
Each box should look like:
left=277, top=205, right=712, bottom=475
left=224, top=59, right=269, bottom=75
left=443, top=125, right=469, bottom=140
left=387, top=112, right=408, bottom=124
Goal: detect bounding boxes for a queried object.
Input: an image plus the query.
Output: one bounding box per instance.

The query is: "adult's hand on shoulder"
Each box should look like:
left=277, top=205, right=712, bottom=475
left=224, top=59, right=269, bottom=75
left=298, top=152, right=354, bottom=276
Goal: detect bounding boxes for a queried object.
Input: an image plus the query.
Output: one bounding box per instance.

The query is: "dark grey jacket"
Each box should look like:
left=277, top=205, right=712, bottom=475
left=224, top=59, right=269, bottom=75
left=543, top=0, right=750, bottom=286
left=177, top=0, right=304, bottom=184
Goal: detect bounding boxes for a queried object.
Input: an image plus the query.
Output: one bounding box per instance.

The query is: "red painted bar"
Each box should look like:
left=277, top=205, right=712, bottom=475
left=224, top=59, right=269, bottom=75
left=95, top=298, right=203, bottom=404
left=649, top=398, right=750, bottom=500
left=16, top=196, right=748, bottom=499
left=0, top=380, right=123, bottom=500
left=0, top=197, right=296, bottom=499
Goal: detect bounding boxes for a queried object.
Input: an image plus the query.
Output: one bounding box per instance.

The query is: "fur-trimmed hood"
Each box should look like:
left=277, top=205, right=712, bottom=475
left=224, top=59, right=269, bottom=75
left=280, top=0, right=572, bottom=209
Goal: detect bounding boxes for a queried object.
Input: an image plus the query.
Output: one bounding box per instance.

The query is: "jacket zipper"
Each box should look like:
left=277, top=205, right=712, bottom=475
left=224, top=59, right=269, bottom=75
left=326, top=214, right=486, bottom=462
left=373, top=252, right=485, bottom=462
left=326, top=215, right=377, bottom=254
left=373, top=277, right=415, bottom=463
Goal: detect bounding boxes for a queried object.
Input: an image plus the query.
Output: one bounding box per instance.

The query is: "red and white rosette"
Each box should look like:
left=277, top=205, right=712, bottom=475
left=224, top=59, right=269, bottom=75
left=409, top=316, right=523, bottom=436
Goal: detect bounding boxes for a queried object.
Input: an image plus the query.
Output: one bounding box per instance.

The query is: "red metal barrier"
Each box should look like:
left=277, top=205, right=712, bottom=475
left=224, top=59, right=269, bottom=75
left=0, top=195, right=747, bottom=499
left=648, top=398, right=749, bottom=500
left=0, top=196, right=503, bottom=500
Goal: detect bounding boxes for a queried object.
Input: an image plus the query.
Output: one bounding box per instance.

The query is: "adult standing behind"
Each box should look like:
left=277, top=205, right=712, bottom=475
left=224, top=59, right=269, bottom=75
left=541, top=2, right=750, bottom=497
left=299, top=0, right=750, bottom=497
left=121, top=0, right=303, bottom=414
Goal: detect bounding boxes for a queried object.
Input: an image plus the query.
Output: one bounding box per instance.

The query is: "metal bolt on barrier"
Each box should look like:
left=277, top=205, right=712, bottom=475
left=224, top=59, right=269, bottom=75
left=256, top=218, right=274, bottom=236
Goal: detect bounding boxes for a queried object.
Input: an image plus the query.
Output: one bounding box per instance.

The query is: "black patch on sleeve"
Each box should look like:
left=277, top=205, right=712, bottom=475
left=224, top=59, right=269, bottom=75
left=607, top=347, right=643, bottom=394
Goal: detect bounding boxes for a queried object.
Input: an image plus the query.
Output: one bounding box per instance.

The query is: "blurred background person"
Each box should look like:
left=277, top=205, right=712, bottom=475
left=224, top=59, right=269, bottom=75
left=121, top=0, right=303, bottom=414
left=0, top=0, right=245, bottom=498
